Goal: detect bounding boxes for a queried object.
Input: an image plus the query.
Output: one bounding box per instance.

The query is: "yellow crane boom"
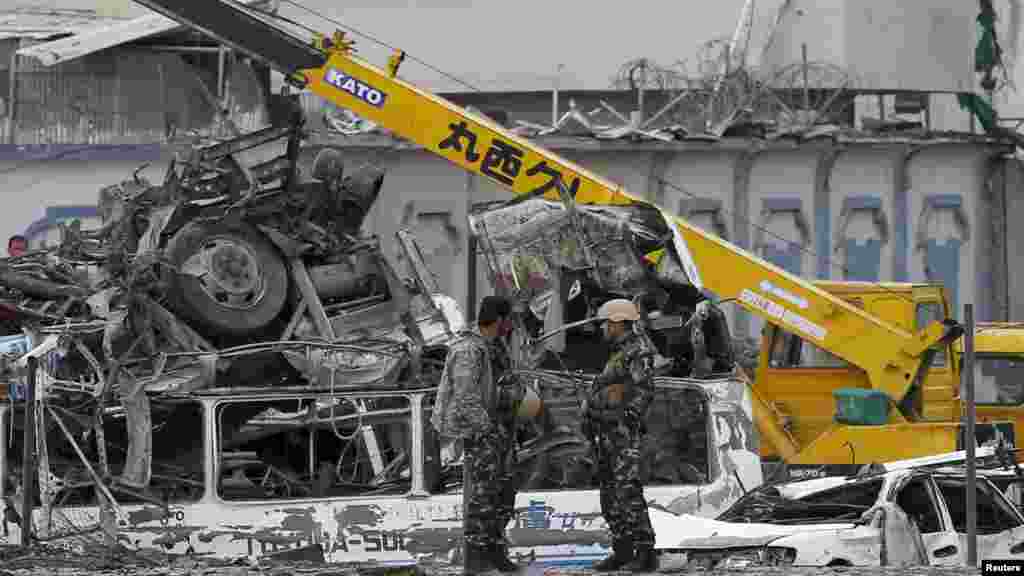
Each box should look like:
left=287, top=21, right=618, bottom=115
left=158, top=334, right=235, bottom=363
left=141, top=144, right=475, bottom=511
left=131, top=0, right=963, bottom=453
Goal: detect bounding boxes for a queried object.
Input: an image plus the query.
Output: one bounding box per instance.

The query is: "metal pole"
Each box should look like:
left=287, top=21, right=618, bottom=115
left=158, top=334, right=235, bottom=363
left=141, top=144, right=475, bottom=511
left=19, top=356, right=36, bottom=547
left=8, top=45, right=18, bottom=145
left=466, top=171, right=477, bottom=323
left=552, top=64, right=563, bottom=127
left=467, top=233, right=477, bottom=324
left=964, top=302, right=977, bottom=567
left=217, top=45, right=226, bottom=102
left=801, top=43, right=810, bottom=112
left=637, top=60, right=646, bottom=123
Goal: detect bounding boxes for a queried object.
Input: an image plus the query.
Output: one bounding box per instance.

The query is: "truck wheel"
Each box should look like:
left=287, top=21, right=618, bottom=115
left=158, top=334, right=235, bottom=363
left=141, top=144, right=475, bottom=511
left=164, top=220, right=288, bottom=337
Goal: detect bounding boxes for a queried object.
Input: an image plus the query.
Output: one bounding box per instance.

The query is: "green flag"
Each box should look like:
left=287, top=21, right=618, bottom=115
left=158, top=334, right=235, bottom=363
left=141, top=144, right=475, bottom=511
left=976, top=10, right=998, bottom=71
left=958, top=93, right=996, bottom=132
left=965, top=1, right=1001, bottom=133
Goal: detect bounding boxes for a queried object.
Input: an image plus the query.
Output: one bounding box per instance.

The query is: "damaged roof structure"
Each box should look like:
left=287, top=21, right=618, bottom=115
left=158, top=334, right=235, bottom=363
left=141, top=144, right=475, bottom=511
left=0, top=7, right=130, bottom=42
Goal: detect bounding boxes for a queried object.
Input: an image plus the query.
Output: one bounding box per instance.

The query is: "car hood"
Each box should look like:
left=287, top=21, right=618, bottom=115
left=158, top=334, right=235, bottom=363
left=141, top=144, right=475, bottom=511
left=650, top=507, right=857, bottom=549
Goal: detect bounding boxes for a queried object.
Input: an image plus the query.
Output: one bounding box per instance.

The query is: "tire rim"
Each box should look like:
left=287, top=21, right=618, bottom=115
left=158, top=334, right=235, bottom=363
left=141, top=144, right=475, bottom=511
left=195, top=236, right=267, bottom=310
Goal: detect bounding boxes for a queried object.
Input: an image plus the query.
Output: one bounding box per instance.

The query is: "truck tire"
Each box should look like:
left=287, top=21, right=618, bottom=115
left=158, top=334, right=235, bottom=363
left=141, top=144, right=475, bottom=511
left=164, top=220, right=288, bottom=337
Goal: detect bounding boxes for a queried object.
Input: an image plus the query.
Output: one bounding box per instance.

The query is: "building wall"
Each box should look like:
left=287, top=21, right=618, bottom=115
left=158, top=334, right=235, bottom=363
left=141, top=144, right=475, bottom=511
left=905, top=145, right=992, bottom=321
left=1005, top=161, right=1024, bottom=321
left=323, top=139, right=1018, bottom=338
left=362, top=140, right=1021, bottom=336
left=827, top=146, right=903, bottom=283
left=3, top=42, right=268, bottom=145
left=0, top=144, right=169, bottom=251
left=0, top=39, right=16, bottom=143
left=0, top=139, right=1019, bottom=336
left=756, top=0, right=976, bottom=94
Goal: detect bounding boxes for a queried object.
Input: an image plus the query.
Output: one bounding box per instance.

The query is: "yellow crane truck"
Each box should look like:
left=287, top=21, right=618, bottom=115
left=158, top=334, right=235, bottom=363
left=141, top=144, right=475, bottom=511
left=130, top=0, right=1015, bottom=472
left=759, top=280, right=1024, bottom=478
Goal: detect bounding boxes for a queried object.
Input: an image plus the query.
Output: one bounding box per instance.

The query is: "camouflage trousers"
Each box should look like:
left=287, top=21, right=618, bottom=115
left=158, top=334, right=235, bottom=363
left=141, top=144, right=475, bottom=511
left=494, top=418, right=518, bottom=543
left=595, top=420, right=655, bottom=546
left=463, top=425, right=508, bottom=549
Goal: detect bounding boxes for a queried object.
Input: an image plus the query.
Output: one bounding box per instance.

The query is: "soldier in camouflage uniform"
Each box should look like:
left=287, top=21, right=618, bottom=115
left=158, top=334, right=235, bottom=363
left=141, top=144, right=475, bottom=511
left=432, top=296, right=518, bottom=575
left=584, top=298, right=659, bottom=572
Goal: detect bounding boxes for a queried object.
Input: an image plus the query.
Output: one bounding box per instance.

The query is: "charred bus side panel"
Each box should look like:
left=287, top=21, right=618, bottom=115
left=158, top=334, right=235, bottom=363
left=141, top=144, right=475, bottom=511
left=0, top=374, right=758, bottom=565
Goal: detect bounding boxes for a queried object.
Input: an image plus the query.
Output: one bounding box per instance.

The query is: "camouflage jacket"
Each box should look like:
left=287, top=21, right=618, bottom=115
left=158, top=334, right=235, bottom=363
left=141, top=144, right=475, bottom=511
left=489, top=337, right=512, bottom=375
left=431, top=329, right=496, bottom=439
left=588, top=330, right=656, bottom=422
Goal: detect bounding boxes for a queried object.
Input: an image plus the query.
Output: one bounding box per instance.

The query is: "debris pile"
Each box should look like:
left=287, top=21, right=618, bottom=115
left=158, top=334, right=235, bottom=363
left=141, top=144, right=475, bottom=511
left=0, top=116, right=461, bottom=529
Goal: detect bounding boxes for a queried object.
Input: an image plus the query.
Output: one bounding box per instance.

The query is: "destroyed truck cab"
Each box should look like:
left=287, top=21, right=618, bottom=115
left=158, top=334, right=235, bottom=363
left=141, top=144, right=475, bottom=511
left=0, top=121, right=466, bottom=499
left=0, top=121, right=463, bottom=401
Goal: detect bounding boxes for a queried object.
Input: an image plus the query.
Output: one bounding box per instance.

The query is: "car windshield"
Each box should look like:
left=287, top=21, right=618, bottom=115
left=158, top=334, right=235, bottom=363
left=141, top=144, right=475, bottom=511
left=716, top=477, right=884, bottom=524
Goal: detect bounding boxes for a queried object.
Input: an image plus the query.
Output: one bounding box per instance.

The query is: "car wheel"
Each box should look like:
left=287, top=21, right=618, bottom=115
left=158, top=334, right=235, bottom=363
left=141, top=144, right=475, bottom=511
left=164, top=220, right=288, bottom=337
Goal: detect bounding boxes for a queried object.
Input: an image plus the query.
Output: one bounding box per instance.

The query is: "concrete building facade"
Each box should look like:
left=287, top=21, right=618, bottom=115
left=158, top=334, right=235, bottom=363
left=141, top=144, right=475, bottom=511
left=2, top=131, right=1021, bottom=332
left=315, top=136, right=1022, bottom=335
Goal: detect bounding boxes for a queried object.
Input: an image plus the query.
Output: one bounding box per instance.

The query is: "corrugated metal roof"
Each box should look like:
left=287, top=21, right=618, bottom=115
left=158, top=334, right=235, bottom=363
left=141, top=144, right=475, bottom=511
left=15, top=0, right=275, bottom=67
left=0, top=7, right=128, bottom=41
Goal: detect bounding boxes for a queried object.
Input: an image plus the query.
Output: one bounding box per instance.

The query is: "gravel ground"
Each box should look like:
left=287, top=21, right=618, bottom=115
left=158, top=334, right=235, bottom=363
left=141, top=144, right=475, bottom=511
left=0, top=545, right=991, bottom=576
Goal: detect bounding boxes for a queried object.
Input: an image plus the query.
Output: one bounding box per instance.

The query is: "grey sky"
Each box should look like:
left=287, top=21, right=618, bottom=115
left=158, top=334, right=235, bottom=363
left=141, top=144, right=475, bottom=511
left=21, top=0, right=749, bottom=92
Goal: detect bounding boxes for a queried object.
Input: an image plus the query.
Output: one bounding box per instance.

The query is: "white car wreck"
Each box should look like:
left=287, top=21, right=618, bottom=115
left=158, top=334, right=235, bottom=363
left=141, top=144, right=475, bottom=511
left=654, top=461, right=1024, bottom=568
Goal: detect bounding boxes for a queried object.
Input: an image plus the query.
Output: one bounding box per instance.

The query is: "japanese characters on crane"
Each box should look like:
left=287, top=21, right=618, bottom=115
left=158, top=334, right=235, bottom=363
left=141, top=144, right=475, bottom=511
left=439, top=121, right=582, bottom=197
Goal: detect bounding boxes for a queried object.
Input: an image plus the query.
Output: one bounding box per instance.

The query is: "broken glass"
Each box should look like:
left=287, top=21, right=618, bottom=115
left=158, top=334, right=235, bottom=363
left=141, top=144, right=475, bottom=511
left=4, top=399, right=204, bottom=512
left=717, top=477, right=884, bottom=524
left=469, top=198, right=586, bottom=304
left=935, top=476, right=1023, bottom=534
left=573, top=206, right=652, bottom=296
left=469, top=197, right=698, bottom=311
left=217, top=395, right=412, bottom=500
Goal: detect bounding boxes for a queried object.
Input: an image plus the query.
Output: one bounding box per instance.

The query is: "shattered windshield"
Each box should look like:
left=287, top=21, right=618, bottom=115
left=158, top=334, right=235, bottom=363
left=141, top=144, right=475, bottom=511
left=717, top=477, right=884, bottom=524
left=468, top=196, right=698, bottom=316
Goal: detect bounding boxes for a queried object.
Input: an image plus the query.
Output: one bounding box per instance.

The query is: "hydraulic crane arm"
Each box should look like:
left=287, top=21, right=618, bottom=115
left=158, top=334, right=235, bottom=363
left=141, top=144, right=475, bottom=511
left=132, top=0, right=963, bottom=417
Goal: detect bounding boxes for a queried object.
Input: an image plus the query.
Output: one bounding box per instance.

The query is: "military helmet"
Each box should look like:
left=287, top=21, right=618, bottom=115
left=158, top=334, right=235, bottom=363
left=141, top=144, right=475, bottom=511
left=596, top=298, right=640, bottom=322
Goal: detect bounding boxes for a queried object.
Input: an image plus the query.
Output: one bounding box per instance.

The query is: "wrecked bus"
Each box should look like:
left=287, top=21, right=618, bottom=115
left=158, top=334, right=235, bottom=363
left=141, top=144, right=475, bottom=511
left=0, top=364, right=759, bottom=564
left=0, top=122, right=761, bottom=566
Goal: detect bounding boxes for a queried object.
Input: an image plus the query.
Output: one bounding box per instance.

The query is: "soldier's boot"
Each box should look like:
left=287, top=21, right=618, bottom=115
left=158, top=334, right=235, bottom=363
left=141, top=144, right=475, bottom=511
left=464, top=543, right=496, bottom=575
left=593, top=539, right=633, bottom=572
left=489, top=541, right=519, bottom=572
left=627, top=543, right=659, bottom=572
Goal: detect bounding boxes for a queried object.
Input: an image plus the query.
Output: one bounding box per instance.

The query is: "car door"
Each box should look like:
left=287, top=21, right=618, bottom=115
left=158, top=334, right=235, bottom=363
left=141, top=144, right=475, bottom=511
left=891, top=473, right=960, bottom=566
left=933, top=475, right=1024, bottom=563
